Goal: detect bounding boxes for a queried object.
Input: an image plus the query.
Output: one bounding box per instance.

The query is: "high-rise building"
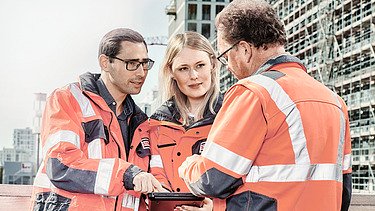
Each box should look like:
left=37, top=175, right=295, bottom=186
left=12, top=128, right=35, bottom=163
left=165, top=0, right=231, bottom=41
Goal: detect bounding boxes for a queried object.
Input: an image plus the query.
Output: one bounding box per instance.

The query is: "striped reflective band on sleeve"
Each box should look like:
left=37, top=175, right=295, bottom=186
left=332, top=92, right=347, bottom=179
left=88, top=138, right=103, bottom=159
left=343, top=154, right=351, bottom=171
left=246, top=163, right=342, bottom=182
left=150, top=155, right=164, bottom=168
left=33, top=162, right=54, bottom=189
left=122, top=193, right=140, bottom=210
left=43, top=130, right=80, bottom=158
left=94, top=158, right=115, bottom=195
left=249, top=74, right=310, bottom=164
left=202, top=141, right=252, bottom=175
left=69, top=83, right=95, bottom=117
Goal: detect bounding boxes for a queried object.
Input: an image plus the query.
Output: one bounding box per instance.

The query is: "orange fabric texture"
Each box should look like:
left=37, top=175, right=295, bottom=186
left=180, top=61, right=352, bottom=211
left=30, top=80, right=150, bottom=211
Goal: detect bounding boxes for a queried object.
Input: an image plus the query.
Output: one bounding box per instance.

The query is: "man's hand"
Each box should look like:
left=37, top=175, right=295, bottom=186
left=174, top=198, right=213, bottom=211
left=132, top=172, right=164, bottom=193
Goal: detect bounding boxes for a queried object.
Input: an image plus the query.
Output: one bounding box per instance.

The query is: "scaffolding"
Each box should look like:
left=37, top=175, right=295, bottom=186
left=269, top=0, right=375, bottom=194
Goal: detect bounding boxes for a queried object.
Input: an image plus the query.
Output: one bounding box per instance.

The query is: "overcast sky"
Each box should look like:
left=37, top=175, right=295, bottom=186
left=0, top=0, right=169, bottom=148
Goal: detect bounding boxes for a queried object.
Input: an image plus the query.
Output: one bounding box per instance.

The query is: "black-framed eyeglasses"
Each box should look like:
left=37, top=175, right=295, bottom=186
left=217, top=41, right=240, bottom=66
left=111, top=56, right=155, bottom=71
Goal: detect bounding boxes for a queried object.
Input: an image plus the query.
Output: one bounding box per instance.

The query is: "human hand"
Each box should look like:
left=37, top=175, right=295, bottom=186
left=178, top=154, right=200, bottom=179
left=133, top=172, right=164, bottom=193
left=174, top=198, right=213, bottom=211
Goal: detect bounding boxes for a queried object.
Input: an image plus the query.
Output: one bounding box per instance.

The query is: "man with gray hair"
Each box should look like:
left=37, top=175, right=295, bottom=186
left=178, top=1, right=352, bottom=210
left=31, top=28, right=162, bottom=211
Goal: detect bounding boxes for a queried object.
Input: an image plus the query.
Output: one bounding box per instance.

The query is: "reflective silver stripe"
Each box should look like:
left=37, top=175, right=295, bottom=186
left=343, top=154, right=351, bottom=171
left=43, top=130, right=80, bottom=158
left=333, top=93, right=346, bottom=181
left=122, top=193, right=140, bottom=210
left=202, top=141, right=252, bottom=175
left=150, top=155, right=164, bottom=168
left=34, top=172, right=53, bottom=189
left=94, top=158, right=115, bottom=195
left=249, top=74, right=310, bottom=164
left=88, top=138, right=103, bottom=159
left=246, top=163, right=341, bottom=182
left=33, top=162, right=54, bottom=189
left=69, top=83, right=95, bottom=117
left=336, top=104, right=346, bottom=181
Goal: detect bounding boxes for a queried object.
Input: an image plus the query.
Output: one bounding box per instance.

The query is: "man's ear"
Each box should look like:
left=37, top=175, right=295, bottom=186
left=238, top=41, right=252, bottom=63
left=99, top=54, right=110, bottom=72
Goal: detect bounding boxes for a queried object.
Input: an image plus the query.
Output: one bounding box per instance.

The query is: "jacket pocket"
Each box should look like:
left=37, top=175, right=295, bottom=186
left=226, top=191, right=277, bottom=211
left=82, top=119, right=109, bottom=144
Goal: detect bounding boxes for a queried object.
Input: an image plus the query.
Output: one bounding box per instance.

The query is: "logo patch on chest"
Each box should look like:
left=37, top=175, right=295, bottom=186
left=141, top=138, right=150, bottom=150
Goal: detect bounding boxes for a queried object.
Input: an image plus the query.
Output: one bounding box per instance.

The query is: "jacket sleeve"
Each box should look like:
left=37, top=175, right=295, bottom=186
left=339, top=97, right=352, bottom=211
left=179, top=85, right=267, bottom=198
left=41, top=87, right=141, bottom=196
left=149, top=123, right=172, bottom=191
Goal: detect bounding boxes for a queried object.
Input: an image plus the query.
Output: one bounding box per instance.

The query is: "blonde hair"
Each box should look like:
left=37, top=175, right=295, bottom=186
left=159, top=31, right=220, bottom=125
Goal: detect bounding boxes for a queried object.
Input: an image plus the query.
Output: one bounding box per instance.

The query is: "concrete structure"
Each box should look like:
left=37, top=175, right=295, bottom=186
left=165, top=0, right=231, bottom=41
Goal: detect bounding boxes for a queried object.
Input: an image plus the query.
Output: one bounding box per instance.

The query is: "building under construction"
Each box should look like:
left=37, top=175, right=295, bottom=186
left=268, top=0, right=375, bottom=194
left=165, top=0, right=375, bottom=194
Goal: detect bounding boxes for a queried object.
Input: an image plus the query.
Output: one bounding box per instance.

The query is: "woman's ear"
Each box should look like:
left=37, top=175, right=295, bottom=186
left=210, top=55, right=216, bottom=70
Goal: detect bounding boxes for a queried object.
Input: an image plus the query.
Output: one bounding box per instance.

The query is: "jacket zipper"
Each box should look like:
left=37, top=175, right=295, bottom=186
left=108, top=111, right=121, bottom=211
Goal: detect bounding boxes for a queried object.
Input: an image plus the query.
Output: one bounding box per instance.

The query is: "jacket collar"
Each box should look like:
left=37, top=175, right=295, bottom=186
left=253, top=54, right=306, bottom=76
left=151, top=94, right=223, bottom=129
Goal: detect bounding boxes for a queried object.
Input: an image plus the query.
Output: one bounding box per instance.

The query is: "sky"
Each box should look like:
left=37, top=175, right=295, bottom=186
left=0, top=0, right=169, bottom=148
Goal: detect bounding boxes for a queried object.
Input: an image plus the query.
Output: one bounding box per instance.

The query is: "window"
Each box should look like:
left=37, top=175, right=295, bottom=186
left=216, top=5, right=224, bottom=15
left=188, top=4, right=197, bottom=20
left=188, top=23, right=197, bottom=31
left=202, top=24, right=211, bottom=39
left=202, top=5, right=211, bottom=20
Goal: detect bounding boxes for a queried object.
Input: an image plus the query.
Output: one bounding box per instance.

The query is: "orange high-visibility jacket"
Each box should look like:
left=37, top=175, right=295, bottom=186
left=30, top=73, right=151, bottom=211
left=149, top=96, right=222, bottom=192
left=179, top=55, right=352, bottom=211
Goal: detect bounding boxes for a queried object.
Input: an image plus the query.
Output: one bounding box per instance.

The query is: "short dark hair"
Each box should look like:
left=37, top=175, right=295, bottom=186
left=98, top=28, right=147, bottom=60
left=216, top=0, right=286, bottom=48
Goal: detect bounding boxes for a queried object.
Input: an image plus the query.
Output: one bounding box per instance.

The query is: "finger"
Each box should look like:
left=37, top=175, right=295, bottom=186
left=151, top=176, right=164, bottom=192
left=133, top=176, right=141, bottom=192
left=141, top=176, right=148, bottom=193
left=147, top=176, right=153, bottom=193
left=180, top=205, right=199, bottom=211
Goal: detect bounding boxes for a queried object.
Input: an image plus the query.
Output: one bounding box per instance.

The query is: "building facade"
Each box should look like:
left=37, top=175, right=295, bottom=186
left=166, top=0, right=231, bottom=41
left=13, top=128, right=35, bottom=163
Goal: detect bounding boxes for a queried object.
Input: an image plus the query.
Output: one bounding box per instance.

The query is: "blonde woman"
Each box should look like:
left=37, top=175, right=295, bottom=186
left=149, top=31, right=222, bottom=211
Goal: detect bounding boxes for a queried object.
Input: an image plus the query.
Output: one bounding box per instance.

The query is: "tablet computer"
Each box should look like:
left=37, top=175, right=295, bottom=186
left=148, top=192, right=204, bottom=211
